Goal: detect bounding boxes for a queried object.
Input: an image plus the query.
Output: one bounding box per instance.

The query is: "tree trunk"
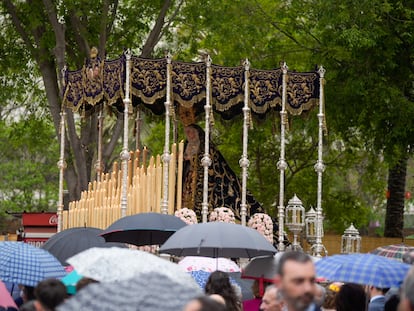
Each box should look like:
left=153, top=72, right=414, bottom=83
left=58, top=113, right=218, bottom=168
left=384, top=155, right=408, bottom=237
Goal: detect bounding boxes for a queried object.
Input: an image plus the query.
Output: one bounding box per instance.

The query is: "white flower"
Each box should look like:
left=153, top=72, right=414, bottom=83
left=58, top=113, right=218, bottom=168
left=175, top=208, right=198, bottom=225
left=248, top=213, right=273, bottom=243
left=209, top=207, right=235, bottom=223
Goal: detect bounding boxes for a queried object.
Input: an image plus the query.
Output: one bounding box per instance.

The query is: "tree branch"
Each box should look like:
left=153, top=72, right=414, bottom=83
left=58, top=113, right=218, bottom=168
left=42, top=0, right=66, bottom=90
left=140, top=0, right=173, bottom=57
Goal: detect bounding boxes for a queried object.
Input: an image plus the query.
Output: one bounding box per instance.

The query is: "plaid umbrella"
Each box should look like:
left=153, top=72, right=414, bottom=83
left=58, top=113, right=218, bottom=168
left=0, top=241, right=66, bottom=287
left=315, top=253, right=411, bottom=288
left=371, top=243, right=414, bottom=262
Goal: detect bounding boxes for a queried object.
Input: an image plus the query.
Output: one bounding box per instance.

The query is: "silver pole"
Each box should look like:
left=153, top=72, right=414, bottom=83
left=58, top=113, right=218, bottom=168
left=240, top=59, right=251, bottom=226
left=120, top=49, right=132, bottom=218
left=161, top=53, right=172, bottom=214
left=56, top=108, right=67, bottom=232
left=312, top=66, right=327, bottom=257
left=95, top=106, right=104, bottom=182
left=201, top=55, right=212, bottom=223
left=277, top=62, right=288, bottom=251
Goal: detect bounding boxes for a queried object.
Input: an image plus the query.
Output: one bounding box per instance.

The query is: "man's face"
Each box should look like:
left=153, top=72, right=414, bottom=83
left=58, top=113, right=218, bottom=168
left=279, top=260, right=316, bottom=311
left=260, top=288, right=283, bottom=311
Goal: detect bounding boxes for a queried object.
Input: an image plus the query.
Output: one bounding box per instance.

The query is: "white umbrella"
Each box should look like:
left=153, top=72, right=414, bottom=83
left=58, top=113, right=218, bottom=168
left=66, top=247, right=196, bottom=286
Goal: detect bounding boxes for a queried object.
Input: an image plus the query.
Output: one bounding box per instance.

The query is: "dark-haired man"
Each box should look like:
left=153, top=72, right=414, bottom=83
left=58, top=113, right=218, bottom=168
left=274, top=251, right=320, bottom=311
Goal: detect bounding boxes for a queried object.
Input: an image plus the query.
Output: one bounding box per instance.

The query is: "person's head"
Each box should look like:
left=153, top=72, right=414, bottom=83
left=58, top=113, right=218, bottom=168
left=368, top=285, right=390, bottom=298
left=34, top=279, right=67, bottom=311
left=184, top=125, right=202, bottom=143
left=323, top=282, right=342, bottom=309
left=314, top=283, right=326, bottom=307
left=274, top=251, right=316, bottom=311
left=335, top=283, right=366, bottom=311
left=260, top=285, right=284, bottom=311
left=205, top=270, right=240, bottom=310
left=183, top=295, right=227, bottom=311
left=19, top=285, right=36, bottom=303
left=399, top=266, right=414, bottom=311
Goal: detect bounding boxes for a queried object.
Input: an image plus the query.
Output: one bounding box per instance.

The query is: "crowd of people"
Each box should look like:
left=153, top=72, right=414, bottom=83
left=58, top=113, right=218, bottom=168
left=5, top=250, right=414, bottom=311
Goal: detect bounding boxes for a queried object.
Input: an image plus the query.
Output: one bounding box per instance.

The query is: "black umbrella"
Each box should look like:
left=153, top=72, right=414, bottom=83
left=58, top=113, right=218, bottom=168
left=159, top=222, right=277, bottom=258
left=42, top=227, right=125, bottom=265
left=100, top=212, right=187, bottom=246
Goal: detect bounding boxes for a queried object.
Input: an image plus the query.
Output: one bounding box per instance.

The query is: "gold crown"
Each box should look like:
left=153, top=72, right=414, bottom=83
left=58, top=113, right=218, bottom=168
left=178, top=105, right=197, bottom=126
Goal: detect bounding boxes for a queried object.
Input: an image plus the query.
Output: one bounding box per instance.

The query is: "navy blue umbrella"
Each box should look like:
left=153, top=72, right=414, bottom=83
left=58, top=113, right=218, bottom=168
left=42, top=227, right=125, bottom=265
left=100, top=212, right=187, bottom=246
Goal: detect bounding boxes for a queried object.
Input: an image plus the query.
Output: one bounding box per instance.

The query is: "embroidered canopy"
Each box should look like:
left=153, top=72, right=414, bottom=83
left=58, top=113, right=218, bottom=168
left=62, top=53, right=320, bottom=118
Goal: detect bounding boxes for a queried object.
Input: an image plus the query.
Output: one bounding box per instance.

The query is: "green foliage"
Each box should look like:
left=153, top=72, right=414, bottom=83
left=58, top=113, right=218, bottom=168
left=0, top=116, right=59, bottom=216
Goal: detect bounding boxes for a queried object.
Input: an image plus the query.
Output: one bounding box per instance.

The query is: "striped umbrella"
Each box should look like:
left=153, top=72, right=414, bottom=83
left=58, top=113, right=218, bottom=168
left=0, top=242, right=66, bottom=287
left=371, top=243, right=414, bottom=262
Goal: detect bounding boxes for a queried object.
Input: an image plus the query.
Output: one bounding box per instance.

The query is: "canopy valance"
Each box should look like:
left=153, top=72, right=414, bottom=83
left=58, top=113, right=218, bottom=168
left=62, top=53, right=320, bottom=118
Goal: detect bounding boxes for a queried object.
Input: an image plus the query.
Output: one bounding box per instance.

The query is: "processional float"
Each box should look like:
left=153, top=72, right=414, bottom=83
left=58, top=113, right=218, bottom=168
left=58, top=48, right=327, bottom=256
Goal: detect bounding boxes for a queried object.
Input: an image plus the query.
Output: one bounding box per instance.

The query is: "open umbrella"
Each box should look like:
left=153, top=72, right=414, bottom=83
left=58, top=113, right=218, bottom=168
left=370, top=243, right=414, bottom=262
left=178, top=256, right=240, bottom=272
left=58, top=271, right=202, bottom=311
left=42, top=227, right=126, bottom=265
left=0, top=281, right=18, bottom=311
left=159, top=222, right=277, bottom=258
left=241, top=255, right=279, bottom=296
left=100, top=212, right=187, bottom=246
left=66, top=247, right=195, bottom=285
left=315, top=253, right=411, bottom=288
left=0, top=242, right=66, bottom=287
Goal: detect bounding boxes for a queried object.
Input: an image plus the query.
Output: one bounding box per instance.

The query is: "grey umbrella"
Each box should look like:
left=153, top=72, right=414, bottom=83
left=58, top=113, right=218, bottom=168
left=57, top=271, right=202, bottom=311
left=41, top=227, right=126, bottom=265
left=159, top=222, right=277, bottom=258
left=100, top=212, right=187, bottom=246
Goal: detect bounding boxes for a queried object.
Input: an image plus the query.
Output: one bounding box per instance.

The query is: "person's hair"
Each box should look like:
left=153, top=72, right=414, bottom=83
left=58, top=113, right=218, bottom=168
left=402, top=266, right=414, bottom=309
left=384, top=294, right=400, bottom=311
left=22, top=285, right=36, bottom=302
left=34, top=279, right=67, bottom=311
left=205, top=271, right=241, bottom=311
left=75, top=277, right=99, bottom=292
left=189, top=296, right=227, bottom=311
left=335, top=283, right=366, bottom=311
left=323, top=286, right=339, bottom=309
left=277, top=251, right=312, bottom=276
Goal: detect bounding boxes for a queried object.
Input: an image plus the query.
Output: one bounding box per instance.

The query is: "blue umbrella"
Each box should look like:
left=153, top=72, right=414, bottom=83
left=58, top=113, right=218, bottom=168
left=0, top=242, right=66, bottom=287
left=315, top=253, right=411, bottom=288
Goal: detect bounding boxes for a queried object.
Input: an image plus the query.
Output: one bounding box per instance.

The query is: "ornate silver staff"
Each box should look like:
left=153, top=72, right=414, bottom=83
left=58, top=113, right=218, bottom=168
left=201, top=55, right=212, bottom=223
left=277, top=62, right=288, bottom=251
left=161, top=53, right=172, bottom=214
left=240, top=59, right=251, bottom=226
left=311, top=66, right=327, bottom=257
left=120, top=49, right=132, bottom=218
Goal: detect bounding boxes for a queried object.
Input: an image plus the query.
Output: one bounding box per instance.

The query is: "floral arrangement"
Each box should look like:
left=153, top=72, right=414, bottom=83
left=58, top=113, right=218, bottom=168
left=248, top=213, right=273, bottom=243
left=209, top=207, right=235, bottom=223
left=128, top=244, right=159, bottom=254
left=174, top=208, right=198, bottom=225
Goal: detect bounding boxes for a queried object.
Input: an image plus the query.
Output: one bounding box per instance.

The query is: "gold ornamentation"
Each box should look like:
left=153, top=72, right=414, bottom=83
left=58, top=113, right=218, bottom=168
left=178, top=105, right=197, bottom=126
